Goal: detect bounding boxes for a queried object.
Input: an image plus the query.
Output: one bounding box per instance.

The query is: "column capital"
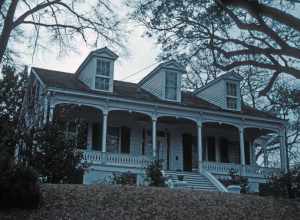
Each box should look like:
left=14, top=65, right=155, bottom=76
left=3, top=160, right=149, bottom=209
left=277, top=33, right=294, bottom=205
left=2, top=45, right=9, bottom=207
left=239, top=126, right=244, bottom=133
left=197, top=121, right=202, bottom=127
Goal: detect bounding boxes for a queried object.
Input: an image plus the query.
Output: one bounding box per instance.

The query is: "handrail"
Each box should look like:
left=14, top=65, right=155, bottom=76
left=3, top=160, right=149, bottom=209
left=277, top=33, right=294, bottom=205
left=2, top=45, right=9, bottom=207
left=203, top=161, right=281, bottom=178
left=81, top=150, right=152, bottom=168
left=202, top=170, right=228, bottom=192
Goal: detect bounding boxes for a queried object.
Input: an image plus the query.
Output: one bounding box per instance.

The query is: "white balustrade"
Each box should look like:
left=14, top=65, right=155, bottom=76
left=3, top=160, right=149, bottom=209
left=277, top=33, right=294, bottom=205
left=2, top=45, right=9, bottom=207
left=203, top=161, right=281, bottom=178
left=81, top=150, right=152, bottom=168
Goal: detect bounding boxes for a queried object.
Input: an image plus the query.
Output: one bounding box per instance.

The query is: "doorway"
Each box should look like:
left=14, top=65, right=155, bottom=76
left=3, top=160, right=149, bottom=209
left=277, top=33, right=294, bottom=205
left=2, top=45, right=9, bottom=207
left=182, top=133, right=193, bottom=171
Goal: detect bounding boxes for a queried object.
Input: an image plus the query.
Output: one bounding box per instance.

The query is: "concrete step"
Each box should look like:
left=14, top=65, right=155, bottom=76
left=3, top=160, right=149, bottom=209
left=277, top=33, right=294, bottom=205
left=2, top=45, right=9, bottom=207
left=164, top=170, right=219, bottom=192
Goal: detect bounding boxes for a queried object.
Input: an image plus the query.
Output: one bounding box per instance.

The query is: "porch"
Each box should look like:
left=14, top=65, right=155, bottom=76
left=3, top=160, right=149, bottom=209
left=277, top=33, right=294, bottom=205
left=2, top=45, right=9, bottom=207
left=51, top=104, right=285, bottom=179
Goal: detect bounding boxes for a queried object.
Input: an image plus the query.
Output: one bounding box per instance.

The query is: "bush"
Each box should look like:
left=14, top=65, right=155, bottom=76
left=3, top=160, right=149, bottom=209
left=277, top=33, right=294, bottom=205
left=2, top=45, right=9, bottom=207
left=220, top=169, right=249, bottom=193
left=111, top=172, right=137, bottom=185
left=146, top=160, right=166, bottom=187
left=0, top=164, right=41, bottom=210
left=259, top=168, right=300, bottom=199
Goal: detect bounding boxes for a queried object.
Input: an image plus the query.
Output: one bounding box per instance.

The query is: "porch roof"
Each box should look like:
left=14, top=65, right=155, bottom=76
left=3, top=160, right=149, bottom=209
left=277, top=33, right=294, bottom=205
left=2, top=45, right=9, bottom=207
left=33, top=67, right=280, bottom=120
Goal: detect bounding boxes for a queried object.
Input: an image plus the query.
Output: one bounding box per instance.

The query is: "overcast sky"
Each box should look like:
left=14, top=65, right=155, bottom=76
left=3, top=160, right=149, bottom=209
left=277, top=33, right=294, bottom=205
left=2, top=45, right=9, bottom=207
left=23, top=2, right=160, bottom=84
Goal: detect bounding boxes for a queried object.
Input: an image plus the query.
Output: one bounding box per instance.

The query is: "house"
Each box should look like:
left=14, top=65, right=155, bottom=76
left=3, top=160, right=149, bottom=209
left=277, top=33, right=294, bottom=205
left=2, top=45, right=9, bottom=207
left=22, top=47, right=288, bottom=192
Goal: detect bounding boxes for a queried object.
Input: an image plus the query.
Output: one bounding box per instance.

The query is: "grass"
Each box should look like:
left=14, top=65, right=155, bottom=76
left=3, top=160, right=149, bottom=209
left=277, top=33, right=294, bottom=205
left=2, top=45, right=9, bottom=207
left=1, top=184, right=300, bottom=220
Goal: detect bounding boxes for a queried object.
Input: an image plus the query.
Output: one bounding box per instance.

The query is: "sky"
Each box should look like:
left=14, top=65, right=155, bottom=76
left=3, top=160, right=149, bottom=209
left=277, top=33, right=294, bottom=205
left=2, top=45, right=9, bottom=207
left=23, top=2, right=160, bottom=84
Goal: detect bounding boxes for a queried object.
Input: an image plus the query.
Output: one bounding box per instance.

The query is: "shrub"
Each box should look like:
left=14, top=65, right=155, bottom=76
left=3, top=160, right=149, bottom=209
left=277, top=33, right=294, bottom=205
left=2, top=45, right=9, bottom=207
left=0, top=164, right=41, bottom=210
left=112, top=172, right=137, bottom=185
left=145, top=160, right=166, bottom=187
left=220, top=168, right=249, bottom=193
left=259, top=168, right=300, bottom=199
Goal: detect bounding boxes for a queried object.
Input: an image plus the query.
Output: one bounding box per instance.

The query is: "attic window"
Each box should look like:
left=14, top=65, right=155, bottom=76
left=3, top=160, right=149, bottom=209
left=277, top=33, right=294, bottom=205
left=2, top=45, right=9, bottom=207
left=165, top=71, right=178, bottom=100
left=95, top=59, right=110, bottom=90
left=226, top=82, right=237, bottom=109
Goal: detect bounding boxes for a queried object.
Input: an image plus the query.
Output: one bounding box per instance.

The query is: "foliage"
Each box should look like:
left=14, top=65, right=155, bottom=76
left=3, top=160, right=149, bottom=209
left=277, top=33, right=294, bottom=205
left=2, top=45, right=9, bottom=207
left=0, top=164, right=41, bottom=210
left=0, top=1, right=125, bottom=64
left=111, top=172, right=137, bottom=185
left=23, top=122, right=85, bottom=184
left=145, top=160, right=166, bottom=187
left=130, top=0, right=300, bottom=95
left=0, top=65, right=28, bottom=171
left=259, top=168, right=300, bottom=199
left=220, top=169, right=249, bottom=193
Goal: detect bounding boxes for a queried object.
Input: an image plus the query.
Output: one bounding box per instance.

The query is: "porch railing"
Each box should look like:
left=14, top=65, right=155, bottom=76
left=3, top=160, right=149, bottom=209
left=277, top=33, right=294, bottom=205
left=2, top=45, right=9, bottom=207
left=81, top=150, right=152, bottom=168
left=203, top=161, right=281, bottom=178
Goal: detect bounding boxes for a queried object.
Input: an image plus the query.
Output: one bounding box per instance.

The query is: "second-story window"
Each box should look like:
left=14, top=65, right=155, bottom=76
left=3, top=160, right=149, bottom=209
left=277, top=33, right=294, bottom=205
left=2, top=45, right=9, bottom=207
left=226, top=82, right=238, bottom=109
left=95, top=59, right=110, bottom=90
left=165, top=71, right=178, bottom=100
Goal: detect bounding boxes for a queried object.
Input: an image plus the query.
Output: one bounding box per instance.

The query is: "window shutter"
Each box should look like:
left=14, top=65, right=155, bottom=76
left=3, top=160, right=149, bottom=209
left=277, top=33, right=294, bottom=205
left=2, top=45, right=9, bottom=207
left=92, top=123, right=102, bottom=151
left=121, top=126, right=130, bottom=154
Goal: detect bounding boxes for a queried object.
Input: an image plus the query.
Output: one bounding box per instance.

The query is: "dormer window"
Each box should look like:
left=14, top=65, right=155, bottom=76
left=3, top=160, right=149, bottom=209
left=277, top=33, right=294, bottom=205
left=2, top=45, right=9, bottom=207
left=165, top=71, right=178, bottom=100
left=95, top=59, right=111, bottom=91
left=226, top=82, right=237, bottom=110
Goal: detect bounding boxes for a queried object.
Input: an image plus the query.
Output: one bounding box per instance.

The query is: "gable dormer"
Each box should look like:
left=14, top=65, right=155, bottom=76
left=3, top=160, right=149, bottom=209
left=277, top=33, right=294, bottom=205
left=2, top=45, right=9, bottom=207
left=193, top=72, right=243, bottom=111
left=138, top=60, right=186, bottom=102
left=76, top=47, right=118, bottom=92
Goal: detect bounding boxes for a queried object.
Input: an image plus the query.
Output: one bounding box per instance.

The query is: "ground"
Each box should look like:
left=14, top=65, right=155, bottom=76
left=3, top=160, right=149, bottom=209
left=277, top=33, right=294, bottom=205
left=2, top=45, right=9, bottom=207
left=1, top=184, right=300, bottom=220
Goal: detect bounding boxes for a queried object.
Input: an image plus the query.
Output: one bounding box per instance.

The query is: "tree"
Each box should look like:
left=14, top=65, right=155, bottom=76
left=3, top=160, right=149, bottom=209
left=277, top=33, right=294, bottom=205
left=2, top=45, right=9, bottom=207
left=25, top=122, right=86, bottom=184
left=130, top=0, right=300, bottom=96
left=0, top=0, right=124, bottom=64
left=0, top=65, right=28, bottom=168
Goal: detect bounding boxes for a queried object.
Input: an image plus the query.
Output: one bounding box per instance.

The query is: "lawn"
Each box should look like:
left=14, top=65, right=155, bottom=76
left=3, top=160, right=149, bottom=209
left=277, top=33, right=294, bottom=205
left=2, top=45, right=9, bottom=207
left=1, top=184, right=300, bottom=220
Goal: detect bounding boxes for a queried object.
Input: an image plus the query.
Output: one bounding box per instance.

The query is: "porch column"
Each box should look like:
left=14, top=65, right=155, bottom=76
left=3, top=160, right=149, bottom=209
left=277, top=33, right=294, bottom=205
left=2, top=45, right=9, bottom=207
left=197, top=122, right=203, bottom=172
left=239, top=127, right=246, bottom=175
left=101, top=112, right=108, bottom=153
left=49, top=105, right=54, bottom=122
left=152, top=117, right=157, bottom=158
left=43, top=97, right=48, bottom=124
left=280, top=128, right=288, bottom=173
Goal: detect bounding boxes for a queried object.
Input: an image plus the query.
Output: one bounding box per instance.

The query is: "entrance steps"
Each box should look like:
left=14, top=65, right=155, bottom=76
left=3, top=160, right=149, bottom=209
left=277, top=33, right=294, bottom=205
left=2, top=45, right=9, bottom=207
left=163, top=170, right=219, bottom=191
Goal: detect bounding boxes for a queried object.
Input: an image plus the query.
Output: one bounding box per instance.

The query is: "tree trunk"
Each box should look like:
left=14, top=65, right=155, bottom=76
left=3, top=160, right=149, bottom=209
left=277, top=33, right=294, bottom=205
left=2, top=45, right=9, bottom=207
left=0, top=0, right=19, bottom=64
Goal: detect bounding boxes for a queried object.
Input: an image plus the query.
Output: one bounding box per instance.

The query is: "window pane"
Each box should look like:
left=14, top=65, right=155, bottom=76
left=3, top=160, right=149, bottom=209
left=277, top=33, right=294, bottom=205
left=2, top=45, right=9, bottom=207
left=96, top=60, right=110, bottom=76
left=226, top=82, right=237, bottom=96
left=227, top=97, right=237, bottom=109
left=165, top=71, right=177, bottom=100
left=95, top=77, right=109, bottom=90
left=166, top=87, right=177, bottom=100
left=107, top=127, right=120, bottom=153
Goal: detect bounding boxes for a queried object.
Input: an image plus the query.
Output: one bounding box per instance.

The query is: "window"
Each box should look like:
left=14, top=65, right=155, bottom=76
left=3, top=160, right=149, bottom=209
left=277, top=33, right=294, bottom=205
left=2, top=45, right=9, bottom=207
left=226, top=82, right=238, bottom=110
left=165, top=71, right=178, bottom=100
left=95, top=59, right=111, bottom=90
left=95, top=77, right=109, bottom=90
left=107, top=127, right=120, bottom=153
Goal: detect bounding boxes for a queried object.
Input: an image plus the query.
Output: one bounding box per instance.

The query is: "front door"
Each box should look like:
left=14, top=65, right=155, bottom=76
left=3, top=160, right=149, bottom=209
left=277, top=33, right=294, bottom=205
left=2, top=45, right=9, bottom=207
left=182, top=133, right=193, bottom=171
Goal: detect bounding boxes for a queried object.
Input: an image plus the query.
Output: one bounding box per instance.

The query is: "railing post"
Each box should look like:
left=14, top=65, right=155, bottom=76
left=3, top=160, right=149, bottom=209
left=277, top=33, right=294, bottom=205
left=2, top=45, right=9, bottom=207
left=49, top=105, right=54, bottom=122
left=152, top=117, right=157, bottom=158
left=102, top=111, right=108, bottom=153
left=239, top=127, right=246, bottom=176
left=197, top=121, right=203, bottom=172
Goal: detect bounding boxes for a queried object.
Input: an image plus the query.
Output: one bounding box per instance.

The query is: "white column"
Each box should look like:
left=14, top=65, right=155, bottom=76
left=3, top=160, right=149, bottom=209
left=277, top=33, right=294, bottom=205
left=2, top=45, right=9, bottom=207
left=152, top=117, right=157, bottom=158
left=101, top=112, right=108, bottom=153
left=280, top=128, right=288, bottom=173
left=43, top=97, right=48, bottom=124
left=49, top=105, right=54, bottom=122
left=197, top=122, right=203, bottom=172
left=239, top=127, right=246, bottom=175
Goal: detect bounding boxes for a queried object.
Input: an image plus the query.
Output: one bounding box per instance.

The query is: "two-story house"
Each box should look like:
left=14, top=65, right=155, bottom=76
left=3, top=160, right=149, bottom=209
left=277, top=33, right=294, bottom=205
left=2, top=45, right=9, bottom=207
left=22, top=47, right=288, bottom=192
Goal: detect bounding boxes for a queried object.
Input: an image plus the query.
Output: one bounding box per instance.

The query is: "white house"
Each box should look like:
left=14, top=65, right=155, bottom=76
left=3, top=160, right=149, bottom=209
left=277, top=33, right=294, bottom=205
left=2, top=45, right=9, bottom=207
left=23, top=47, right=288, bottom=192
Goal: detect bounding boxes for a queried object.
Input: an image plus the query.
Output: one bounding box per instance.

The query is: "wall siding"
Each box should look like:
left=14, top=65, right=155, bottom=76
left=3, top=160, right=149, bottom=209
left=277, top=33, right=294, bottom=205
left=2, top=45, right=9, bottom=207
left=141, top=69, right=164, bottom=99
left=196, top=80, right=226, bottom=109
left=78, top=58, right=95, bottom=88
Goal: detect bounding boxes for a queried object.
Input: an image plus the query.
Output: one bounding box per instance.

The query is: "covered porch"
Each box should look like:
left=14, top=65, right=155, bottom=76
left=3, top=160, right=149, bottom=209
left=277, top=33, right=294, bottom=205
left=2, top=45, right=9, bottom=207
left=50, top=103, right=286, bottom=178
